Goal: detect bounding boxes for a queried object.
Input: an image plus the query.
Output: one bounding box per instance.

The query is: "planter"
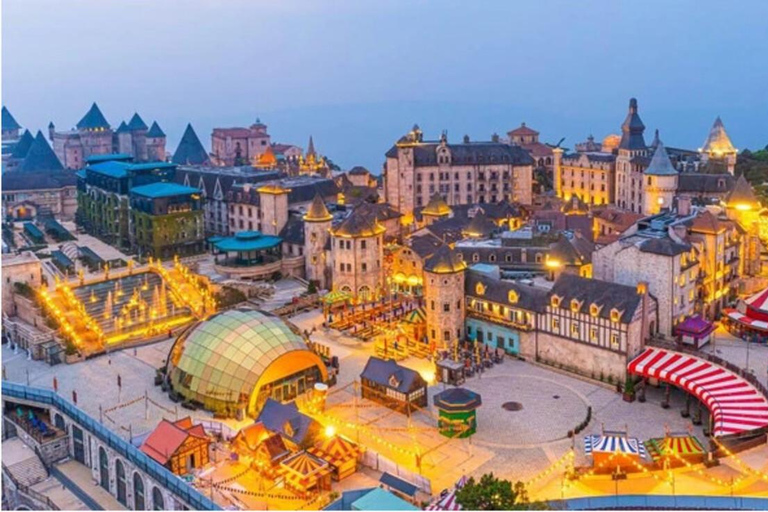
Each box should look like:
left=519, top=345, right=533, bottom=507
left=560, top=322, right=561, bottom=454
left=622, top=392, right=636, bottom=403
left=65, top=353, right=83, bottom=364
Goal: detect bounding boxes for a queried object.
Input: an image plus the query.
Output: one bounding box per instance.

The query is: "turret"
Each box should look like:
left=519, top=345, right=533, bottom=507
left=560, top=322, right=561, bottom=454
left=258, top=184, right=290, bottom=236
left=423, top=245, right=467, bottom=352
left=303, top=194, right=333, bottom=289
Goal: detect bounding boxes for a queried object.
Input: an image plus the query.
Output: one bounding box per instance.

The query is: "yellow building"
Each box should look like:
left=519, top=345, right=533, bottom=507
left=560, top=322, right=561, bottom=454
left=553, top=147, right=615, bottom=206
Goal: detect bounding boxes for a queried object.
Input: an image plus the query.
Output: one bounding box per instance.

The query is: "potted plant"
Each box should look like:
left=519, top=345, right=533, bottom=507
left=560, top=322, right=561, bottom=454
left=623, top=378, right=636, bottom=402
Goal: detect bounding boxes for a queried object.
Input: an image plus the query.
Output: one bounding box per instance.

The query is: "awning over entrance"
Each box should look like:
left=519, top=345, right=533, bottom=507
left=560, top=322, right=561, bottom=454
left=628, top=347, right=768, bottom=437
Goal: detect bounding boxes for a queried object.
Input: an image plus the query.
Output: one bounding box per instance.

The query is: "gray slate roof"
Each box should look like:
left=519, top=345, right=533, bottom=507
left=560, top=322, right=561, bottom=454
left=172, top=124, right=210, bottom=165
left=386, top=141, right=534, bottom=167
left=639, top=237, right=691, bottom=257
left=256, top=399, right=319, bottom=446
left=278, top=215, right=305, bottom=245
left=618, top=98, right=646, bottom=151
left=360, top=357, right=425, bottom=394
left=677, top=173, right=733, bottom=195
left=2, top=171, right=77, bottom=191
left=19, top=131, right=64, bottom=172
left=465, top=269, right=548, bottom=312
left=644, top=142, right=678, bottom=176
left=548, top=274, right=644, bottom=323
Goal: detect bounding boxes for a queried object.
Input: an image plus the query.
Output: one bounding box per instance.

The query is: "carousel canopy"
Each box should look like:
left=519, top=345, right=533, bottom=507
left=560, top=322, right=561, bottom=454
left=322, top=290, right=353, bottom=304
left=404, top=307, right=426, bottom=324
left=433, top=388, right=482, bottom=412
left=210, top=231, right=282, bottom=252
left=647, top=436, right=704, bottom=460
left=311, top=434, right=360, bottom=463
left=628, top=347, right=768, bottom=437
left=744, top=287, right=768, bottom=321
left=280, top=450, right=329, bottom=478
left=584, top=434, right=647, bottom=457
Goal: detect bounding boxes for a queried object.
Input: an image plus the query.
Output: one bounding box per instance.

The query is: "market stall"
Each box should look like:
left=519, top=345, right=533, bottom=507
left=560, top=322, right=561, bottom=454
left=584, top=433, right=647, bottom=469
left=308, top=433, right=361, bottom=481
left=433, top=388, right=482, bottom=438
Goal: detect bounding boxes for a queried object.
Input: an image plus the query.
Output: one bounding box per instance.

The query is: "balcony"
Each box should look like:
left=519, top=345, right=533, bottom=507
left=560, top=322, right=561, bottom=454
left=468, top=309, right=532, bottom=331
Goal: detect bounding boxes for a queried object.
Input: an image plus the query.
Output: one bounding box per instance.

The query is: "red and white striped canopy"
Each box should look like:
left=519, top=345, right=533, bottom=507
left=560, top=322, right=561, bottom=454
left=628, top=347, right=768, bottom=437
left=746, top=287, right=768, bottom=312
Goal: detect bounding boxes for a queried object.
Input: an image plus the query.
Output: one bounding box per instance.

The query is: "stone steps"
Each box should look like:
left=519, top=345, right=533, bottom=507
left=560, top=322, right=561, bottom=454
left=7, top=452, right=48, bottom=487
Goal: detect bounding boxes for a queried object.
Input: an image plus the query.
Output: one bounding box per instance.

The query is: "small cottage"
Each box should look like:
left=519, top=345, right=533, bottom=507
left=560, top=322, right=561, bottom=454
left=360, top=357, right=427, bottom=413
left=140, top=417, right=210, bottom=475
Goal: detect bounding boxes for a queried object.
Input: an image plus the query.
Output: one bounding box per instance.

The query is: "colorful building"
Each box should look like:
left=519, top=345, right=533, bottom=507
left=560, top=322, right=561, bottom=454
left=433, top=387, right=482, bottom=438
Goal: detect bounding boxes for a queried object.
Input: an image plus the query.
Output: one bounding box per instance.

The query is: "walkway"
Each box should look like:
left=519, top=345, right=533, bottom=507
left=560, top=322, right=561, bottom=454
left=55, top=460, right=127, bottom=510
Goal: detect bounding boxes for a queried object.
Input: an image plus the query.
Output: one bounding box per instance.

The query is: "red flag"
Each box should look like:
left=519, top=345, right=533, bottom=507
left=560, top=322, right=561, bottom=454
left=53, top=376, right=58, bottom=392
left=72, top=390, right=78, bottom=405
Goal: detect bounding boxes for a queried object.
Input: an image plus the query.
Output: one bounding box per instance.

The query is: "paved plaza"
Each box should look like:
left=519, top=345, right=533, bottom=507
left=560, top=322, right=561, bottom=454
left=3, top=302, right=768, bottom=502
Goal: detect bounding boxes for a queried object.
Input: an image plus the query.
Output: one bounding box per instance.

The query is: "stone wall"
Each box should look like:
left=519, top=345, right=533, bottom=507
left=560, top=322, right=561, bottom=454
left=535, top=331, right=628, bottom=382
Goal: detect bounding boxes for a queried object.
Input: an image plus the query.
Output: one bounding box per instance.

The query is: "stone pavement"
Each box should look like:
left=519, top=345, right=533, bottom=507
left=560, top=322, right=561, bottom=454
left=56, top=460, right=126, bottom=510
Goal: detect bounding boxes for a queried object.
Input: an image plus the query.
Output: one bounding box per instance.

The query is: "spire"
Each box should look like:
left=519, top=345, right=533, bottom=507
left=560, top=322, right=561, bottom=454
left=307, top=136, right=316, bottom=157
left=11, top=129, right=34, bottom=159
left=146, top=121, right=166, bottom=138
left=701, top=116, right=736, bottom=155
left=2, top=106, right=21, bottom=131
left=19, top=131, right=64, bottom=172
left=172, top=124, right=210, bottom=165
left=76, top=102, right=110, bottom=130
left=304, top=194, right=332, bottom=222
left=644, top=141, right=678, bottom=176
left=726, top=174, right=759, bottom=208
left=127, top=112, right=148, bottom=131
left=618, top=97, right=646, bottom=150
left=650, top=129, right=660, bottom=149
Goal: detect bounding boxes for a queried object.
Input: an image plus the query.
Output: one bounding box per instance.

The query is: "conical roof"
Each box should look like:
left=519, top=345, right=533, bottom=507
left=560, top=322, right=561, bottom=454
left=332, top=202, right=385, bottom=238
left=115, top=121, right=130, bottom=134
left=304, top=194, right=332, bottom=222
left=462, top=211, right=494, bottom=238
left=146, top=121, right=166, bottom=138
left=726, top=175, right=759, bottom=208
left=127, top=113, right=148, bottom=131
left=307, top=135, right=316, bottom=157
left=11, top=129, right=34, bottom=159
left=702, top=116, right=736, bottom=154
left=172, top=124, right=210, bottom=165
left=2, top=106, right=21, bottom=131
left=618, top=98, right=646, bottom=150
left=422, top=194, right=452, bottom=217
left=424, top=245, right=466, bottom=274
left=19, top=131, right=63, bottom=172
left=644, top=141, right=678, bottom=176
left=76, top=102, right=110, bottom=130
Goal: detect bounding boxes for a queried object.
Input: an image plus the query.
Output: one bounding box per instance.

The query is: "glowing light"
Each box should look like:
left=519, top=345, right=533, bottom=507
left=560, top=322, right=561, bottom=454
left=324, top=425, right=336, bottom=438
left=420, top=370, right=436, bottom=385
left=545, top=259, right=561, bottom=269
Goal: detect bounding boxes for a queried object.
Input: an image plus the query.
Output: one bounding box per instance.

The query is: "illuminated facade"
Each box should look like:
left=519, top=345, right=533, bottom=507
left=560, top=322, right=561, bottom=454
left=699, top=116, right=737, bottom=174
left=211, top=119, right=271, bottom=166
left=423, top=245, right=467, bottom=350
left=303, top=194, right=333, bottom=289
left=553, top=148, right=615, bottom=205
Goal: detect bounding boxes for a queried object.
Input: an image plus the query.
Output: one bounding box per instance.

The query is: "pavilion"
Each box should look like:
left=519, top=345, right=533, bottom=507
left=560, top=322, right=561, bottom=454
left=209, top=231, right=282, bottom=266
left=723, top=287, right=768, bottom=343
left=673, top=315, right=714, bottom=349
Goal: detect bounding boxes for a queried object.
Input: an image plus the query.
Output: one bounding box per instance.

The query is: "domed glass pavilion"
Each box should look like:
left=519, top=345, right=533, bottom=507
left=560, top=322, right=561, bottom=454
left=167, top=309, right=327, bottom=417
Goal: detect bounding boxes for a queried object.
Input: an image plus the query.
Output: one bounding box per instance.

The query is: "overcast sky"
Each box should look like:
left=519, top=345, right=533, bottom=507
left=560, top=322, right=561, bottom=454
left=3, top=0, right=767, bottom=172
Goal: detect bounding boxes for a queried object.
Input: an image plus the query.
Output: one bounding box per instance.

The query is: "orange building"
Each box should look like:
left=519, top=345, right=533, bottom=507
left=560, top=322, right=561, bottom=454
left=140, top=417, right=211, bottom=475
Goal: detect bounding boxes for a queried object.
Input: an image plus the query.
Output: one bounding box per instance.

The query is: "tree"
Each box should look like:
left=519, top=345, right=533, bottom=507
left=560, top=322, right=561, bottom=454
left=455, top=473, right=547, bottom=510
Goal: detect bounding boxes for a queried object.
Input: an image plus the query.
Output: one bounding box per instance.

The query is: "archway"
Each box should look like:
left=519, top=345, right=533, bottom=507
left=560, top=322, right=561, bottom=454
left=133, top=473, right=145, bottom=510
left=98, top=447, right=109, bottom=491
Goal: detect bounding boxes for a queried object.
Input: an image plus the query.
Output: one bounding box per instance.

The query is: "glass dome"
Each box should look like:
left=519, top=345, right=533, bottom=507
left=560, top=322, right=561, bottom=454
left=167, top=309, right=326, bottom=416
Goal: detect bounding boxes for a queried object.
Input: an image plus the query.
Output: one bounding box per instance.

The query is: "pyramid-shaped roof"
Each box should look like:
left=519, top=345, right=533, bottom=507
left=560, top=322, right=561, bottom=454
left=2, top=106, right=21, bottom=131
left=172, top=124, right=210, bottom=165
left=422, top=194, right=452, bottom=217
left=644, top=141, right=678, bottom=176
left=19, top=131, right=63, bottom=172
left=702, top=116, right=736, bottom=154
left=304, top=193, right=332, bottom=222
left=115, top=121, right=130, bottom=134
left=307, top=135, right=316, bottom=157
left=11, top=129, right=34, bottom=159
left=424, top=245, right=466, bottom=274
left=147, top=121, right=166, bottom=138
left=618, top=98, right=646, bottom=150
left=127, top=113, right=148, bottom=131
left=726, top=174, right=759, bottom=208
left=76, top=102, right=110, bottom=130
left=332, top=202, right=385, bottom=237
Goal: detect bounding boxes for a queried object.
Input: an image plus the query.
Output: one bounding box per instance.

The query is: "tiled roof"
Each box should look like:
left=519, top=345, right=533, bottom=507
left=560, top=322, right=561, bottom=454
left=332, top=203, right=385, bottom=238
left=677, top=173, right=733, bottom=194
left=115, top=121, right=130, bottom=134
left=507, top=122, right=539, bottom=136
left=360, top=357, right=425, bottom=394
left=411, top=142, right=534, bottom=167
left=2, top=171, right=77, bottom=191
left=726, top=175, right=759, bottom=207
left=304, top=194, right=332, bottom=222
left=422, top=194, right=452, bottom=217
left=146, top=121, right=166, bottom=138
left=687, top=210, right=726, bottom=234
left=408, top=233, right=444, bottom=259
left=348, top=166, right=370, bottom=175
left=140, top=417, right=208, bottom=465
left=618, top=98, right=646, bottom=151
left=172, top=124, right=210, bottom=165
left=127, top=113, right=148, bottom=131
left=19, top=131, right=63, bottom=172
left=10, top=129, right=34, bottom=159
left=548, top=274, right=645, bottom=323
left=257, top=399, right=319, bottom=446
left=2, top=106, right=21, bottom=131
left=76, top=102, right=110, bottom=130
left=639, top=237, right=691, bottom=256
left=278, top=216, right=305, bottom=245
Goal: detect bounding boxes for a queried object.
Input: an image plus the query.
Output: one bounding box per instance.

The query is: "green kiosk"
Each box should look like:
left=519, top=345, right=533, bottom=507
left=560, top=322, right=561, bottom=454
left=433, top=387, right=482, bottom=438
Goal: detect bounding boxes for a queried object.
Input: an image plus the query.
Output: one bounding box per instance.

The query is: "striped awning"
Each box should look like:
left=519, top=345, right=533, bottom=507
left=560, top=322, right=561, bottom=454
left=628, top=347, right=768, bottom=437
left=309, top=435, right=360, bottom=465
left=426, top=476, right=466, bottom=511
left=724, top=308, right=768, bottom=332
left=584, top=435, right=646, bottom=457
left=745, top=287, right=768, bottom=313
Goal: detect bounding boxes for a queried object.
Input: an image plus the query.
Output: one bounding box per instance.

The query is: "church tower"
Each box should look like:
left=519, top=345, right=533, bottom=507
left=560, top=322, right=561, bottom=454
left=303, top=194, right=333, bottom=289
left=423, top=245, right=467, bottom=353
left=642, top=140, right=678, bottom=215
left=614, top=98, right=648, bottom=213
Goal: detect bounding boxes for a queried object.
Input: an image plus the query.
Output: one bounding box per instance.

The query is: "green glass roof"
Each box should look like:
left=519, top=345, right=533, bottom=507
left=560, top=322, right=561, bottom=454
left=169, top=309, right=311, bottom=407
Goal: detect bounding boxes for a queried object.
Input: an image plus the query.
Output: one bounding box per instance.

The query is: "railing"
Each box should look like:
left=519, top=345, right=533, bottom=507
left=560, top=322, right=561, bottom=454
left=2, top=462, right=60, bottom=511
left=547, top=494, right=768, bottom=510
left=467, top=309, right=533, bottom=331
left=1, top=382, right=220, bottom=511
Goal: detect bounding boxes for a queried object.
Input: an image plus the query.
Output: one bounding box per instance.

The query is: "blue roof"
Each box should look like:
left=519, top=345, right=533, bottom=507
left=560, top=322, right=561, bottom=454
left=19, top=132, right=64, bottom=172
left=127, top=113, right=148, bottom=131
left=85, top=153, right=133, bottom=164
left=172, top=123, right=209, bottom=165
left=130, top=182, right=200, bottom=199
left=210, top=231, right=282, bottom=252
left=351, top=488, right=418, bottom=511
left=115, top=121, right=131, bottom=134
left=256, top=399, right=318, bottom=446
left=2, top=106, right=21, bottom=131
left=361, top=357, right=424, bottom=394
left=76, top=102, right=110, bottom=130
left=147, top=121, right=166, bottom=138
left=11, top=130, right=34, bottom=159
left=87, top=161, right=131, bottom=178
left=379, top=473, right=418, bottom=497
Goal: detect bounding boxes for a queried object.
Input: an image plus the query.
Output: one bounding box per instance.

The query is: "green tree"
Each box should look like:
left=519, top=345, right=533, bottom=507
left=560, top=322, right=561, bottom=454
left=455, top=473, right=546, bottom=510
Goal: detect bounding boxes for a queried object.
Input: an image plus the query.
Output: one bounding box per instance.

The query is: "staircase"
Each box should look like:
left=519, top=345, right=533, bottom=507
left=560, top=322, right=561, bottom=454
left=3, top=439, right=49, bottom=487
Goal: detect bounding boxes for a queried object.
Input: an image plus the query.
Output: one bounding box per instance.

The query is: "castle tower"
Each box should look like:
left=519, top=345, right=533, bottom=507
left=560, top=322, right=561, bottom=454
left=116, top=121, right=132, bottom=155
left=615, top=98, right=648, bottom=213
left=700, top=116, right=737, bottom=174
left=172, top=124, right=210, bottom=165
left=642, top=140, right=679, bottom=215
left=146, top=121, right=167, bottom=161
left=303, top=194, right=333, bottom=289
left=421, top=193, right=452, bottom=226
left=330, top=203, right=385, bottom=302
left=127, top=113, right=149, bottom=161
left=258, top=184, right=290, bottom=236
left=724, top=175, right=762, bottom=277
left=423, top=245, right=467, bottom=351
left=553, top=147, right=564, bottom=198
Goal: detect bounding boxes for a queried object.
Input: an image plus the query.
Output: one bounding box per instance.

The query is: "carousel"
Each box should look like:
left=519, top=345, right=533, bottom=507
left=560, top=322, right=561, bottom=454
left=645, top=433, right=705, bottom=466
left=307, top=432, right=362, bottom=481
left=584, top=431, right=647, bottom=470
left=723, top=287, right=768, bottom=343
left=278, top=450, right=332, bottom=496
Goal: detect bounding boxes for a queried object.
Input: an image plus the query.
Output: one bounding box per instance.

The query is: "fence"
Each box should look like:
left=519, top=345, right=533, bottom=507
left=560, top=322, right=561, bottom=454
left=2, top=462, right=59, bottom=511
left=547, top=494, right=768, bottom=510
left=1, top=382, right=220, bottom=511
left=360, top=449, right=431, bottom=494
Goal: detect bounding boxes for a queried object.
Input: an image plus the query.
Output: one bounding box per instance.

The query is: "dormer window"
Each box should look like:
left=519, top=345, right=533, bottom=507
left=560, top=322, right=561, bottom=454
left=610, top=308, right=621, bottom=323
left=389, top=374, right=401, bottom=388
left=589, top=303, right=601, bottom=317
left=570, top=299, right=581, bottom=313
left=551, top=295, right=561, bottom=308
left=508, top=290, right=519, bottom=304
left=475, top=282, right=486, bottom=296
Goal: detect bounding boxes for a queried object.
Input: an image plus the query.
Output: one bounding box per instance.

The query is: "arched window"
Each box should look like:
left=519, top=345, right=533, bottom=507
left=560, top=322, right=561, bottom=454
left=152, top=487, right=164, bottom=511
left=115, top=460, right=127, bottom=506
left=133, top=473, right=145, bottom=510
left=53, top=413, right=65, bottom=431
left=358, top=286, right=371, bottom=302
left=98, top=447, right=109, bottom=491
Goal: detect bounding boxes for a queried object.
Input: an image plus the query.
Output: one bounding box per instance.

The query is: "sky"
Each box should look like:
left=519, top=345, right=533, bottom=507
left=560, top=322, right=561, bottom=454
left=2, top=0, right=767, bottom=173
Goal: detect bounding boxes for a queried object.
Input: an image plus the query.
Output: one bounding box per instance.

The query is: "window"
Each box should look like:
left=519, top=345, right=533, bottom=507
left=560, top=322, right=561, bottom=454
left=443, top=303, right=450, bottom=312
left=361, top=240, right=367, bottom=250
left=610, top=332, right=620, bottom=349
left=444, top=330, right=450, bottom=341
left=570, top=299, right=581, bottom=313
left=552, top=317, right=560, bottom=330
left=590, top=326, right=598, bottom=341
left=571, top=322, right=579, bottom=336
left=589, top=304, right=600, bottom=317
left=551, top=295, right=561, bottom=308
left=610, top=309, right=621, bottom=323
left=133, top=473, right=145, bottom=511
left=508, top=290, right=518, bottom=303
left=431, top=300, right=435, bottom=310
left=362, top=263, right=367, bottom=272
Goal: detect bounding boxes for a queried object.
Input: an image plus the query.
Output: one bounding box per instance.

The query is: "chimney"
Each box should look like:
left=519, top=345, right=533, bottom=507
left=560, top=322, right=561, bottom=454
left=677, top=195, right=692, bottom=216
left=637, top=281, right=649, bottom=346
